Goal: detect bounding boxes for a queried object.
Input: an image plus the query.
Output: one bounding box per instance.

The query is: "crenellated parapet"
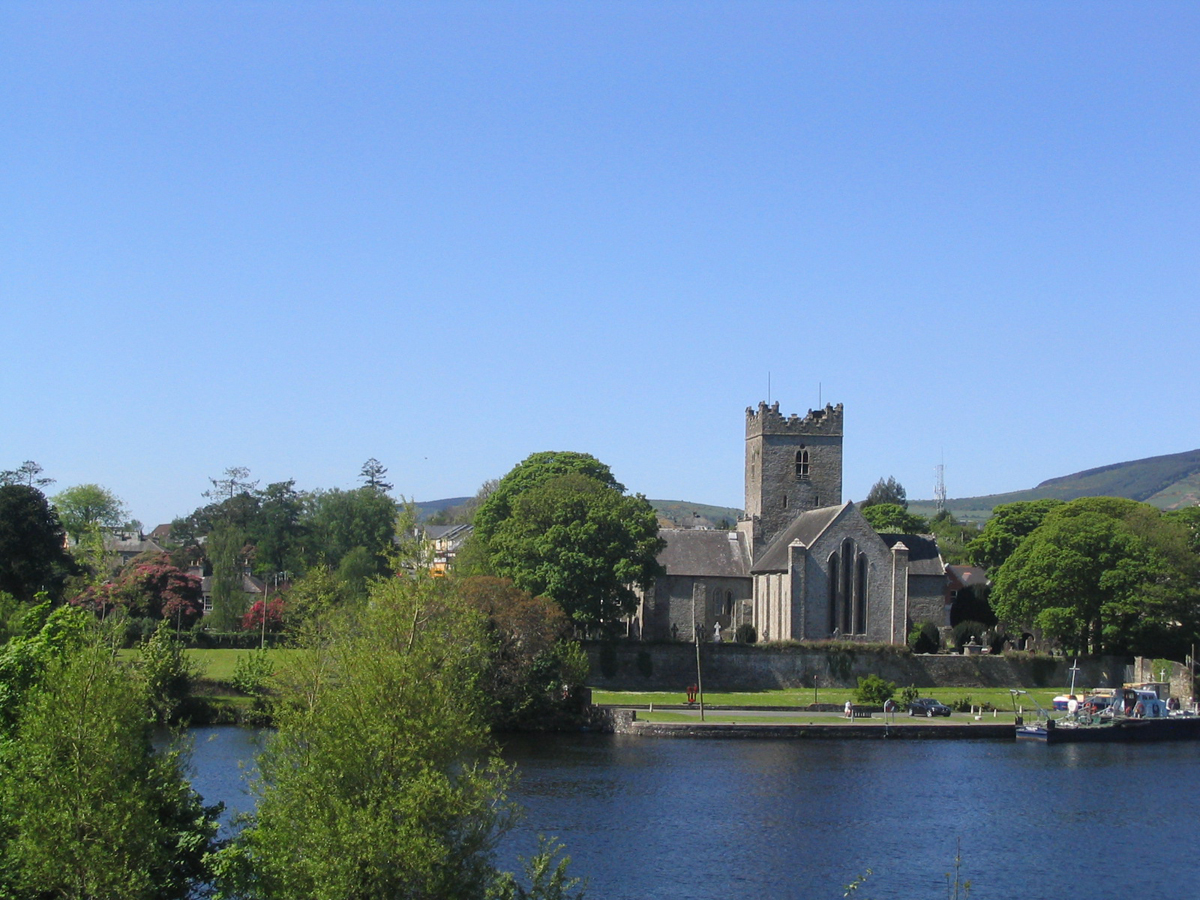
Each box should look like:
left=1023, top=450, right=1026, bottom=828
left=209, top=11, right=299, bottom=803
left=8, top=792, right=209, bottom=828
left=746, top=401, right=843, bottom=438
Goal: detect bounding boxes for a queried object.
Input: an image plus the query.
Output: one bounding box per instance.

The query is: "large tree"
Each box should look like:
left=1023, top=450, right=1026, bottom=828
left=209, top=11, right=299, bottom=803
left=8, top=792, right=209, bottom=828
left=965, top=499, right=1064, bottom=571
left=223, top=576, right=517, bottom=900
left=990, top=498, right=1200, bottom=656
left=457, top=576, right=589, bottom=729
left=0, top=608, right=218, bottom=899
left=249, top=480, right=308, bottom=576
left=473, top=454, right=664, bottom=631
left=0, top=484, right=75, bottom=601
left=862, top=476, right=907, bottom=509
left=860, top=502, right=928, bottom=534
left=305, top=486, right=398, bottom=572
left=207, top=522, right=249, bottom=631
left=51, top=483, right=130, bottom=542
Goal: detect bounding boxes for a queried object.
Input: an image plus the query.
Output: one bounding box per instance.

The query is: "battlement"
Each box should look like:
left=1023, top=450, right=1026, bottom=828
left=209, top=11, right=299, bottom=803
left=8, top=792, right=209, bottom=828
left=745, top=401, right=843, bottom=438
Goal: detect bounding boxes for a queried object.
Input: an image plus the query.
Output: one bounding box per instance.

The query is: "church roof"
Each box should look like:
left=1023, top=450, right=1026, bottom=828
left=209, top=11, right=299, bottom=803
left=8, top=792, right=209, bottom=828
left=879, top=533, right=945, bottom=576
left=751, top=503, right=850, bottom=573
left=657, top=529, right=750, bottom=578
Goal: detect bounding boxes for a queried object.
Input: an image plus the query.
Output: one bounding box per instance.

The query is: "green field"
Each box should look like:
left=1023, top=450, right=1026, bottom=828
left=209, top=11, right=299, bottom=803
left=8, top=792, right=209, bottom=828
left=185, top=648, right=292, bottom=684
left=591, top=686, right=1063, bottom=711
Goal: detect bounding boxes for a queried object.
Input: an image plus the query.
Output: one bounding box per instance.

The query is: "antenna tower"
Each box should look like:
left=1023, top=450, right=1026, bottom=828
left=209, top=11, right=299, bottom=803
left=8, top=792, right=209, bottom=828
left=934, top=463, right=946, bottom=514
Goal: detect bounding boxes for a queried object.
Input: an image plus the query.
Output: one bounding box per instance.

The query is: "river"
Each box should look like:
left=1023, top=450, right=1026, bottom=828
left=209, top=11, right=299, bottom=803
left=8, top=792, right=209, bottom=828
left=185, top=727, right=1200, bottom=899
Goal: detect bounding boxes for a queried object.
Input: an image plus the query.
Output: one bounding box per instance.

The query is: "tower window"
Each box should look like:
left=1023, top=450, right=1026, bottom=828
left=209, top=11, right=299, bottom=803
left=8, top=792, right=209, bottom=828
left=795, top=447, right=810, bottom=478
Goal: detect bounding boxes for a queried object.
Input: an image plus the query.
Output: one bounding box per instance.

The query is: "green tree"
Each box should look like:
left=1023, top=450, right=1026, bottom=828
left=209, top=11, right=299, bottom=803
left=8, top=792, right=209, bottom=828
left=51, top=483, right=130, bottom=542
left=479, top=462, right=664, bottom=631
left=0, top=460, right=54, bottom=489
left=473, top=452, right=623, bottom=546
left=335, top=545, right=379, bottom=605
left=1164, top=505, right=1200, bottom=554
left=860, top=502, right=928, bottom=533
left=305, top=486, right=398, bottom=571
left=207, top=522, right=249, bottom=631
left=965, top=499, right=1064, bottom=571
left=862, top=476, right=907, bottom=509
left=222, top=575, right=518, bottom=900
left=249, top=479, right=308, bottom=577
left=457, top=577, right=589, bottom=729
left=0, top=611, right=218, bottom=899
left=137, top=620, right=201, bottom=724
left=359, top=458, right=393, bottom=493
left=990, top=507, right=1166, bottom=654
left=0, top=484, right=75, bottom=601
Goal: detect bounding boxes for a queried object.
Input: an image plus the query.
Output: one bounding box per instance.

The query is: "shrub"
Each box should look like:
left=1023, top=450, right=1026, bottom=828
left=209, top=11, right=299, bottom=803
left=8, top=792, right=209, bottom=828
left=735, top=623, right=757, bottom=644
left=900, top=684, right=920, bottom=706
left=909, top=621, right=940, bottom=654
left=854, top=674, right=896, bottom=705
left=231, top=650, right=274, bottom=696
left=137, top=621, right=200, bottom=724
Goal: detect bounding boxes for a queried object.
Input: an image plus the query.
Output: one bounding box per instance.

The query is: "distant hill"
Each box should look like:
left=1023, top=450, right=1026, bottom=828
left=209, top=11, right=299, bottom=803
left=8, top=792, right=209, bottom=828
left=413, top=497, right=471, bottom=522
left=647, top=499, right=742, bottom=530
left=414, top=496, right=743, bottom=529
left=909, top=449, right=1200, bottom=524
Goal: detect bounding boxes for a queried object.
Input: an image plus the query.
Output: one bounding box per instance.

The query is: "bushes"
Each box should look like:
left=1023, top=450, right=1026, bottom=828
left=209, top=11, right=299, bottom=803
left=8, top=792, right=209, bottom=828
left=909, top=621, right=941, bottom=654
left=853, top=674, right=896, bottom=705
left=735, top=623, right=757, bottom=644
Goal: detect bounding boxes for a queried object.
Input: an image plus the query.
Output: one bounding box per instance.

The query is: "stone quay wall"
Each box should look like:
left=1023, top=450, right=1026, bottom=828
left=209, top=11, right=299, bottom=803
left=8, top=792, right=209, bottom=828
left=584, top=641, right=1126, bottom=693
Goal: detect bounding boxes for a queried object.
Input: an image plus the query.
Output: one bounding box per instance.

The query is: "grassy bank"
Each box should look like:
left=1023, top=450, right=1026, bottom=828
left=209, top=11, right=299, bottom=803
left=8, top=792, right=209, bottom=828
left=591, top=686, right=1063, bottom=711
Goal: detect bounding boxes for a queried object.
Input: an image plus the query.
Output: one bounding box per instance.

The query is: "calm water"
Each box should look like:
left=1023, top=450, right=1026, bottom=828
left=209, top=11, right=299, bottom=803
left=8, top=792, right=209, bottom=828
left=186, top=727, right=1200, bottom=899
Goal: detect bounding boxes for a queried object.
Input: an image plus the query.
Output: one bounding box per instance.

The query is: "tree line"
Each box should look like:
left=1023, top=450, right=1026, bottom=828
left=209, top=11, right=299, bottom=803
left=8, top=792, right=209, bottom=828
left=0, top=578, right=587, bottom=899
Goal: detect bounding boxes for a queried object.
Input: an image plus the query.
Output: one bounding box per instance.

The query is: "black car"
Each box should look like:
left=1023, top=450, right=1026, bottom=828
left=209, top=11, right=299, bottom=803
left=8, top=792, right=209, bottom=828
left=908, top=698, right=952, bottom=717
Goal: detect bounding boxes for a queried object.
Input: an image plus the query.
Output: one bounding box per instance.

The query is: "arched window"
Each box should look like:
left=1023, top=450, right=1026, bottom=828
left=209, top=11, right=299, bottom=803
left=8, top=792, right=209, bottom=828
left=829, top=540, right=868, bottom=636
left=724, top=591, right=733, bottom=616
left=828, top=550, right=839, bottom=634
left=795, top=446, right=810, bottom=478
left=855, top=554, right=868, bottom=634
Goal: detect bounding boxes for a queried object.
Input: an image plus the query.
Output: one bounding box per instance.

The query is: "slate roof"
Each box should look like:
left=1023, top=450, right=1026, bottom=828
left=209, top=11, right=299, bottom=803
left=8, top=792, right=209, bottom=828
left=423, top=524, right=473, bottom=542
left=657, top=529, right=750, bottom=578
left=879, top=533, right=945, bottom=577
left=945, top=564, right=989, bottom=589
left=751, top=503, right=850, bottom=573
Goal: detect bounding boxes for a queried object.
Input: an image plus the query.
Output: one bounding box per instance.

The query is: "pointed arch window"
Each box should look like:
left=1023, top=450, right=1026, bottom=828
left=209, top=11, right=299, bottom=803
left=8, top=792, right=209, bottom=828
left=795, top=447, right=810, bottom=479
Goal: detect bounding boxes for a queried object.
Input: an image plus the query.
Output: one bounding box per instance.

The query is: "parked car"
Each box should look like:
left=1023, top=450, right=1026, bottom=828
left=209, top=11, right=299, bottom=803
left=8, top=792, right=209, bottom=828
left=908, top=698, right=952, bottom=717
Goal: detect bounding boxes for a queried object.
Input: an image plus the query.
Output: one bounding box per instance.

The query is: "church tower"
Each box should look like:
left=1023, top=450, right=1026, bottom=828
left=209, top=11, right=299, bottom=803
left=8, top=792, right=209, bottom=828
left=742, top=401, right=843, bottom=555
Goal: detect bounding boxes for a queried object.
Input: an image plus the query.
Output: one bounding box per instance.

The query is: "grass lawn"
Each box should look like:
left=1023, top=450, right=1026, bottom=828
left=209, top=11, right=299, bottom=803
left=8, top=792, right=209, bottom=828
left=591, top=686, right=1064, bottom=712
left=636, top=709, right=1022, bottom=725
left=185, top=648, right=292, bottom=684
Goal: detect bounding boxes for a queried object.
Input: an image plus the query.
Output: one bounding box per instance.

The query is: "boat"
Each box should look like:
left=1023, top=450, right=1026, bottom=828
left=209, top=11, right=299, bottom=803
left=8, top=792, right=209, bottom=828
left=1015, top=688, right=1200, bottom=743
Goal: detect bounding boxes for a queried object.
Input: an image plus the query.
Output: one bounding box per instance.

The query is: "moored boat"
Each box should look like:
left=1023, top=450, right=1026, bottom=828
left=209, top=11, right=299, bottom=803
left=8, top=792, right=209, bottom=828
left=1016, top=688, right=1200, bottom=743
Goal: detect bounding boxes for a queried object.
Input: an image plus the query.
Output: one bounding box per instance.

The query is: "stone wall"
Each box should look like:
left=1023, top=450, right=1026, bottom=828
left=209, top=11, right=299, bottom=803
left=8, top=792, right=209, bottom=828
left=585, top=641, right=1126, bottom=693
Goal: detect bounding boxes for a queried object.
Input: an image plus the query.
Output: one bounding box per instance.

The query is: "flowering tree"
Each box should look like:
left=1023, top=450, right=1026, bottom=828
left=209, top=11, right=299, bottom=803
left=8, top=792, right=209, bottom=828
left=242, top=596, right=286, bottom=633
left=69, top=554, right=203, bottom=628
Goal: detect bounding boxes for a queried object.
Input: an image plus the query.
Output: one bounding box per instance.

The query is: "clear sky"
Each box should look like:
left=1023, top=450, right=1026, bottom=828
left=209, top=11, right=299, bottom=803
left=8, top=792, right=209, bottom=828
left=3, top=2, right=1197, bottom=528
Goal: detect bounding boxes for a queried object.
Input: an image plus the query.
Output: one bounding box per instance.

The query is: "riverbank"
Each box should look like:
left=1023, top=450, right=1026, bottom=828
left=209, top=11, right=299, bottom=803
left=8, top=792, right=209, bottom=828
left=591, top=706, right=1015, bottom=740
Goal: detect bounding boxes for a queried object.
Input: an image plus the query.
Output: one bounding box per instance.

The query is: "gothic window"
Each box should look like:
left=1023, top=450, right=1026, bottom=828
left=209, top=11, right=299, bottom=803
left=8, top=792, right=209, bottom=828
left=724, top=591, right=733, bottom=616
left=795, top=446, right=810, bottom=478
left=828, top=550, right=839, bottom=634
left=829, top=539, right=867, bottom=636
left=855, top=554, right=868, bottom=635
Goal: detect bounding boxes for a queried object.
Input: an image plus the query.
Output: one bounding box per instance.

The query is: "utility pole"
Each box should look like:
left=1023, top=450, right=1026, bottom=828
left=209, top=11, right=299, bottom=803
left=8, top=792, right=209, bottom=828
left=693, top=591, right=705, bottom=722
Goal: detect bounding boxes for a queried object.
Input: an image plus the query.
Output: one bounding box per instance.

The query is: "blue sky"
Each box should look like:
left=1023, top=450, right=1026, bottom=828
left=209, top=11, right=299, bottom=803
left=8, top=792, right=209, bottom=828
left=3, top=2, right=1197, bottom=528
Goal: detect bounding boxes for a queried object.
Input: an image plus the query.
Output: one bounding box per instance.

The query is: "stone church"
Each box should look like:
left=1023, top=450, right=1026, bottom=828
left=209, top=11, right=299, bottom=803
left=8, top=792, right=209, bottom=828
left=633, top=402, right=946, bottom=644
